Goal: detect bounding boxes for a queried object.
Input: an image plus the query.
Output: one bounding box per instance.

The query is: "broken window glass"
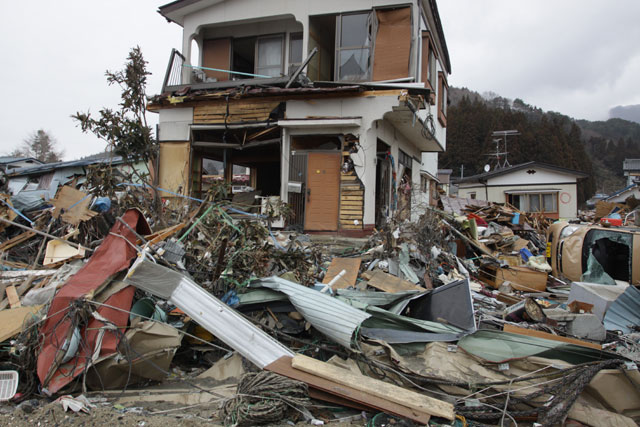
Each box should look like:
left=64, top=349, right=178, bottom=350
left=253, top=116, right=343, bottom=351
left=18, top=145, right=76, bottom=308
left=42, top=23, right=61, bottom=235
left=582, top=230, right=632, bottom=282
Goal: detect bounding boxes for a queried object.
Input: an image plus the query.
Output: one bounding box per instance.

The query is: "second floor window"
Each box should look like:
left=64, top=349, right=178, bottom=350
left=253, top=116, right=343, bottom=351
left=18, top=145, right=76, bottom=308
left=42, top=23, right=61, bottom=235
left=257, top=36, right=284, bottom=77
left=438, top=72, right=448, bottom=126
left=289, top=33, right=303, bottom=73
left=336, top=12, right=372, bottom=81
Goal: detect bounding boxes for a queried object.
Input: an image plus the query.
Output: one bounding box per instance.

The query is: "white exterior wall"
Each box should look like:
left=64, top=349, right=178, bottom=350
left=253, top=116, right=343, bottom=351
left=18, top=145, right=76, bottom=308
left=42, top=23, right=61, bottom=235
left=158, top=108, right=194, bottom=141
left=607, top=186, right=640, bottom=203
left=458, top=183, right=579, bottom=219
left=487, top=168, right=579, bottom=186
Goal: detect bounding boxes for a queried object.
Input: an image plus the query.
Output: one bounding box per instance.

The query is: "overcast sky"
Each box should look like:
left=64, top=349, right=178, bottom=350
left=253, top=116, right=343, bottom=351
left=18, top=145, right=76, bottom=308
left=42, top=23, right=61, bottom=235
left=1, top=0, right=639, bottom=161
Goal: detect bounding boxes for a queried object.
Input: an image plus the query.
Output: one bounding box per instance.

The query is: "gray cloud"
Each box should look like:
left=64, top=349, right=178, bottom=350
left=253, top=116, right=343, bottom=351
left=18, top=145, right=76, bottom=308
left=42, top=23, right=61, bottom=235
left=0, top=1, right=181, bottom=160
left=438, top=0, right=640, bottom=120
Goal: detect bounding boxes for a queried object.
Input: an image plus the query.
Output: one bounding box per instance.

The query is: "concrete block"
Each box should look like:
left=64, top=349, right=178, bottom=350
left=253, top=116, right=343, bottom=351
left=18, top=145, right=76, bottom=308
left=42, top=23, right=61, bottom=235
left=566, top=313, right=606, bottom=342
left=567, top=281, right=627, bottom=321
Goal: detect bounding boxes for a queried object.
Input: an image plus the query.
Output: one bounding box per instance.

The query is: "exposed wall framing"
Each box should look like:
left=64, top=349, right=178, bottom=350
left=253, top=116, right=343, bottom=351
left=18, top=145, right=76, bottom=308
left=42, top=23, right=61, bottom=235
left=340, top=135, right=364, bottom=230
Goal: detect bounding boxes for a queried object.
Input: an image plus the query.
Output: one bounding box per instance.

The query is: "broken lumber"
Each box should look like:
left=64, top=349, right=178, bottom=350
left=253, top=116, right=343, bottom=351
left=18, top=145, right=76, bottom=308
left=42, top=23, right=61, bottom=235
left=503, top=324, right=601, bottom=350
left=361, top=270, right=422, bottom=292
left=322, top=257, right=361, bottom=289
left=291, top=354, right=454, bottom=420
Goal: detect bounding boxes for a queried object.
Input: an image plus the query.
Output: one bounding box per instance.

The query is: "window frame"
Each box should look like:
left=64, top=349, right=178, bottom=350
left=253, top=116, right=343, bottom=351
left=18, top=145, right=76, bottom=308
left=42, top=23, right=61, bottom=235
left=255, top=34, right=285, bottom=78
left=438, top=71, right=448, bottom=127
left=335, top=11, right=373, bottom=82
left=509, top=192, right=558, bottom=214
left=288, top=32, right=303, bottom=73
left=398, top=149, right=412, bottom=169
left=421, top=31, right=438, bottom=104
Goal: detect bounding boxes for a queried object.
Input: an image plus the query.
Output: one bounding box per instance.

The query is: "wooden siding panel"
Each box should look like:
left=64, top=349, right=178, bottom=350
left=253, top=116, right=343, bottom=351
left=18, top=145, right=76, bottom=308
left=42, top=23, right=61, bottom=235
left=193, top=99, right=281, bottom=124
left=372, top=7, right=412, bottom=81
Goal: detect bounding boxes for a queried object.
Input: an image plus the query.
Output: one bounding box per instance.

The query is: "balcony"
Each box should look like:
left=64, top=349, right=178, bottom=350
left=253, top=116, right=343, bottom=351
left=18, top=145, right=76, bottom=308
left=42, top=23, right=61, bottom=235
left=161, top=48, right=291, bottom=93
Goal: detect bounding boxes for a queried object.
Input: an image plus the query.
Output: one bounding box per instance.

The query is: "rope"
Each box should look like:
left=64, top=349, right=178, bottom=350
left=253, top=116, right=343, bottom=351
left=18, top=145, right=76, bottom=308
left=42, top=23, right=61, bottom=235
left=222, top=371, right=310, bottom=426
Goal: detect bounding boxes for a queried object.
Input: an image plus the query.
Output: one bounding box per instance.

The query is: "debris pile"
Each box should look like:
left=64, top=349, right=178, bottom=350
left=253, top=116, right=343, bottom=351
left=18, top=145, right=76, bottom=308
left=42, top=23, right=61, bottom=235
left=0, top=173, right=639, bottom=426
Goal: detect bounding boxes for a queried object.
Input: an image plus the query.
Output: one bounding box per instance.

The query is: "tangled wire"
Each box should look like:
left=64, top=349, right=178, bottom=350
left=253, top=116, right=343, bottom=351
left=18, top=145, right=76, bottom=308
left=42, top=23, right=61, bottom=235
left=222, top=371, right=310, bottom=426
left=456, top=359, right=625, bottom=425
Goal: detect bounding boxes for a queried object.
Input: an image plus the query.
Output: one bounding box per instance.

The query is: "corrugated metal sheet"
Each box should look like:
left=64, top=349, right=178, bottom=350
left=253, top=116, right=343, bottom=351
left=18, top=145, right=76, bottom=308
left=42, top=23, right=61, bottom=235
left=604, top=285, right=640, bottom=334
left=254, top=276, right=371, bottom=349
left=126, top=260, right=294, bottom=368
left=336, top=289, right=420, bottom=307
left=458, top=329, right=614, bottom=364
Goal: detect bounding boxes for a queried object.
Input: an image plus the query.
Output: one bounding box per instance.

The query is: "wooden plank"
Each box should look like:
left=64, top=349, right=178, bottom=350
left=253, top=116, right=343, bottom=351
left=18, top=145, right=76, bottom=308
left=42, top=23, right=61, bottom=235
left=52, top=186, right=98, bottom=225
left=322, top=257, right=362, bottom=289
left=495, top=266, right=548, bottom=292
left=6, top=285, right=21, bottom=308
left=340, top=185, right=362, bottom=191
left=503, top=324, right=602, bottom=350
left=361, top=270, right=422, bottom=293
left=341, top=196, right=364, bottom=201
left=265, top=356, right=431, bottom=425
left=0, top=231, right=37, bottom=252
left=291, top=354, right=454, bottom=420
left=339, top=210, right=363, bottom=216
left=0, top=306, right=42, bottom=342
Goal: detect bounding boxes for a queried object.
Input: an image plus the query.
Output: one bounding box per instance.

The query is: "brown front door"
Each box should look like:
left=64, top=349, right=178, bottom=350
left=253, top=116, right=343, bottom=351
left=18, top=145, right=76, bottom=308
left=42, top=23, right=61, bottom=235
left=304, top=152, right=340, bottom=231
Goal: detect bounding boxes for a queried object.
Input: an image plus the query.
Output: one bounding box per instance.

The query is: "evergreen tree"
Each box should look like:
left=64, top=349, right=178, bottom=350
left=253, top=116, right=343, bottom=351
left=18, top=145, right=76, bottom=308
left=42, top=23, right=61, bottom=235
left=12, top=130, right=64, bottom=163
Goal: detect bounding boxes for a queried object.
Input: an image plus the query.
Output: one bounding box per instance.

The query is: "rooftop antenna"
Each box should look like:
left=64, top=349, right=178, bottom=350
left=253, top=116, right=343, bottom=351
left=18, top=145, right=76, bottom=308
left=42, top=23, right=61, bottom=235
left=486, top=130, right=520, bottom=169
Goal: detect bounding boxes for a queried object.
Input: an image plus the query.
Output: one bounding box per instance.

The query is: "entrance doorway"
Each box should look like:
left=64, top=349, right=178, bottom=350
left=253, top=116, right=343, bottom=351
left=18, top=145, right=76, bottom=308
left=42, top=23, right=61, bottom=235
left=304, top=152, right=340, bottom=230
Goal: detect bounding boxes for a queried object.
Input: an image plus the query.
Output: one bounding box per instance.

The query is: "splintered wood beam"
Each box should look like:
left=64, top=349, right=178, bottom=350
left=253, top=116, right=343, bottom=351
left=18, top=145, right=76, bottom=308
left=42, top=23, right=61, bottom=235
left=290, top=354, right=454, bottom=420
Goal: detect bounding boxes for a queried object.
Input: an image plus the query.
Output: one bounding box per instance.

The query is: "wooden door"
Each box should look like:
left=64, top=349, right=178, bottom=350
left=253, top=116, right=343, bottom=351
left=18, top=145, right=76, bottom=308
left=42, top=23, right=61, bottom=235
left=304, top=152, right=340, bottom=231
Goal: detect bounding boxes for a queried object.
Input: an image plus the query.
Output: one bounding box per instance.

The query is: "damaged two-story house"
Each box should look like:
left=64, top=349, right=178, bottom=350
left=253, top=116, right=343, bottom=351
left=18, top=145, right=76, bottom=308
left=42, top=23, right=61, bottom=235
left=152, top=0, right=450, bottom=234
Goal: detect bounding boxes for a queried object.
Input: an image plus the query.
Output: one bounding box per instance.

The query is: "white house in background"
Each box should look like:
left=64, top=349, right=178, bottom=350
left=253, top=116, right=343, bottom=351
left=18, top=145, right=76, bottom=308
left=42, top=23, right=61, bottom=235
left=455, top=161, right=588, bottom=219
left=605, top=183, right=640, bottom=204
left=623, top=159, right=640, bottom=186
left=153, top=0, right=451, bottom=235
left=437, top=168, right=452, bottom=195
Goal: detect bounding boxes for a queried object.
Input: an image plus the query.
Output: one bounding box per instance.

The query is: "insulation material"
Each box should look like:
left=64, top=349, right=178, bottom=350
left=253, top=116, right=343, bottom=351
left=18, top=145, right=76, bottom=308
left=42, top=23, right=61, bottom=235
left=372, top=7, right=412, bottom=81
left=158, top=142, right=190, bottom=198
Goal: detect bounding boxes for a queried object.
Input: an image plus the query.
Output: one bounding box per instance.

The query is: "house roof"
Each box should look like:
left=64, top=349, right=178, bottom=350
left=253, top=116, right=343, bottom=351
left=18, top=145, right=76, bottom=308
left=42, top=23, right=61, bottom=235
left=0, top=156, right=42, bottom=165
left=423, top=0, right=451, bottom=74
left=8, top=156, right=126, bottom=177
left=605, top=183, right=639, bottom=200
left=623, top=159, right=640, bottom=171
left=454, top=161, right=589, bottom=184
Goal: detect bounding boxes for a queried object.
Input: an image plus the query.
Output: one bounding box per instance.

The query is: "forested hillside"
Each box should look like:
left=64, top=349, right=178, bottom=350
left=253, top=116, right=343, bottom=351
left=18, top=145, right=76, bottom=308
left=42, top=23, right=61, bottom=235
left=441, top=87, right=640, bottom=201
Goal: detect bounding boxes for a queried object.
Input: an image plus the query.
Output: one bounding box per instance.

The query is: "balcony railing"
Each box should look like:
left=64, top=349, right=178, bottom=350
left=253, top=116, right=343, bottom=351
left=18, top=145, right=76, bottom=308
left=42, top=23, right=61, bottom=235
left=161, top=49, right=186, bottom=93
